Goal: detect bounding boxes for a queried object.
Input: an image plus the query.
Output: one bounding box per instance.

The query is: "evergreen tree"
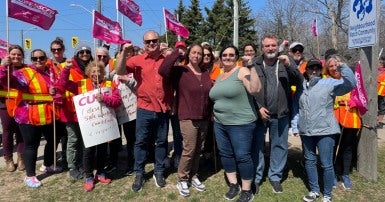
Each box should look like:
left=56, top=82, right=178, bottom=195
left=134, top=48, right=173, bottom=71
left=203, top=0, right=233, bottom=51
left=180, top=0, right=204, bottom=45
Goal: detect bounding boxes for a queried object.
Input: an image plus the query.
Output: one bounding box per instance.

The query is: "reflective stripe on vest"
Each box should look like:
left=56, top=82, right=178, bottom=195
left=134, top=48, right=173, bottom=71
left=78, top=79, right=112, bottom=94
left=22, top=68, right=52, bottom=125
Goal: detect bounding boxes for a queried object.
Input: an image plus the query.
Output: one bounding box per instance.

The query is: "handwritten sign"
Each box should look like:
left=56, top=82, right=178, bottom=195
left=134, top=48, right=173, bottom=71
left=73, top=87, right=120, bottom=148
left=114, top=75, right=137, bottom=124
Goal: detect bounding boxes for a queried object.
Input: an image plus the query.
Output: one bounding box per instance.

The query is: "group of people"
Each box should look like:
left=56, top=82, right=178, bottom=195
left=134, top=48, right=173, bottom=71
left=0, top=29, right=367, bottom=202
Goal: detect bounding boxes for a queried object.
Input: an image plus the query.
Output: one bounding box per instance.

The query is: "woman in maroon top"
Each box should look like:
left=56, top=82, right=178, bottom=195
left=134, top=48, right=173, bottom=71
left=159, top=44, right=212, bottom=197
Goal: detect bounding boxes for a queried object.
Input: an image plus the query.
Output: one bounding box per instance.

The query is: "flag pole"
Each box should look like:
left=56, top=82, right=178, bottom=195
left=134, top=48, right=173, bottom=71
left=49, top=67, right=57, bottom=170
left=317, top=35, right=320, bottom=59
left=5, top=0, right=10, bottom=100
left=163, top=8, right=168, bottom=45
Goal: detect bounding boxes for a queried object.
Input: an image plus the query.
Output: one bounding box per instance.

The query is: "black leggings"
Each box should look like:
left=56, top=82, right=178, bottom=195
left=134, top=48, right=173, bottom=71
left=83, top=143, right=108, bottom=178
left=334, top=128, right=358, bottom=176
left=19, top=124, right=55, bottom=177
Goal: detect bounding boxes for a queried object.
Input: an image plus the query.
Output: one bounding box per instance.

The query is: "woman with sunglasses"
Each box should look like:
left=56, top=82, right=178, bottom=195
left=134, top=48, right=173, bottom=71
left=62, top=42, right=92, bottom=181
left=40, top=37, right=68, bottom=172
left=0, top=49, right=60, bottom=188
left=0, top=45, right=25, bottom=172
left=298, top=58, right=356, bottom=202
left=209, top=45, right=260, bottom=202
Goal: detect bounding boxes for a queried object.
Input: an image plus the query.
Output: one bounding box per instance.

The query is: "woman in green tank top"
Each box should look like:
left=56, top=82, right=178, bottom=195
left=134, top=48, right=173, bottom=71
left=209, top=45, right=261, bottom=201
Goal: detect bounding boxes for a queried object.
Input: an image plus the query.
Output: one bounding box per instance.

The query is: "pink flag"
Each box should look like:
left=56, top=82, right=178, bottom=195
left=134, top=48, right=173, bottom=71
left=7, top=0, right=58, bottom=30
left=0, top=39, right=11, bottom=58
left=163, top=8, right=189, bottom=38
left=311, top=18, right=318, bottom=37
left=348, top=63, right=368, bottom=116
left=117, top=0, right=142, bottom=26
left=93, top=11, right=125, bottom=44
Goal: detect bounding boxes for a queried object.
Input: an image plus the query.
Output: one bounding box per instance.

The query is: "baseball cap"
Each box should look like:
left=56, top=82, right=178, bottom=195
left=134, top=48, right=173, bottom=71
left=306, top=58, right=323, bottom=69
left=175, top=41, right=186, bottom=49
left=289, top=42, right=304, bottom=50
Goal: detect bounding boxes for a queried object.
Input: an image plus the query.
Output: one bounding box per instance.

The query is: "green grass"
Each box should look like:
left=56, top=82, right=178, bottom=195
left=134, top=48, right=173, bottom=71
left=0, top=145, right=384, bottom=201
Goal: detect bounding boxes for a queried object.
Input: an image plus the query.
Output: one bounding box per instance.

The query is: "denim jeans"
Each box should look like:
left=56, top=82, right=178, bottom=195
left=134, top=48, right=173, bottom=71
left=134, top=108, right=169, bottom=176
left=301, top=135, right=335, bottom=198
left=253, top=116, right=289, bottom=183
left=214, top=121, right=255, bottom=180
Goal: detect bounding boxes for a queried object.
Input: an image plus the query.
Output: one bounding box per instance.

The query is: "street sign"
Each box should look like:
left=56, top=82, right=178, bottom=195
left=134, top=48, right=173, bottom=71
left=348, top=0, right=377, bottom=49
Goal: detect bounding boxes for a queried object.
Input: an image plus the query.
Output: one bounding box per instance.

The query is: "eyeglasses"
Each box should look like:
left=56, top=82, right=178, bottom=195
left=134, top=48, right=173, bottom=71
left=79, top=50, right=91, bottom=55
left=203, top=54, right=211, bottom=57
left=222, top=53, right=235, bottom=58
left=51, top=48, right=63, bottom=52
left=97, top=55, right=108, bottom=60
left=31, top=56, right=46, bottom=62
left=144, top=39, right=159, bottom=44
left=291, top=47, right=304, bottom=53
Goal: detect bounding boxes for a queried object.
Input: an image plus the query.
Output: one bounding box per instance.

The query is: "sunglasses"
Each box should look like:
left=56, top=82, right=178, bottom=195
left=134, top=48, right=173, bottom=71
left=31, top=56, right=46, bottom=62
left=291, top=47, right=304, bottom=53
left=144, top=39, right=159, bottom=44
left=222, top=53, right=235, bottom=58
left=51, top=48, right=63, bottom=52
left=203, top=53, right=211, bottom=57
left=79, top=50, right=91, bottom=55
left=97, top=55, right=108, bottom=59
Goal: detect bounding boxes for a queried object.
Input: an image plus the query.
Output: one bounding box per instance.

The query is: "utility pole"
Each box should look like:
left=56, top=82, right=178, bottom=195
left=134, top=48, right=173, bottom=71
left=233, top=0, right=239, bottom=48
left=357, top=0, right=379, bottom=181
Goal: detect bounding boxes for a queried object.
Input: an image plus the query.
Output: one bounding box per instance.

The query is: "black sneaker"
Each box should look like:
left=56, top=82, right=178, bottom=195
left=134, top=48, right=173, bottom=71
left=270, top=180, right=283, bottom=193
left=153, top=174, right=166, bottom=187
left=105, top=165, right=117, bottom=174
left=131, top=175, right=144, bottom=192
left=224, top=183, right=240, bottom=200
left=69, top=168, right=81, bottom=181
left=237, top=190, right=254, bottom=202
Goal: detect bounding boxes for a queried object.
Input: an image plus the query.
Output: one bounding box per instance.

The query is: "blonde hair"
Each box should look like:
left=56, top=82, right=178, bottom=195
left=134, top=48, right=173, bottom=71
left=322, top=55, right=344, bottom=76
left=85, top=61, right=106, bottom=78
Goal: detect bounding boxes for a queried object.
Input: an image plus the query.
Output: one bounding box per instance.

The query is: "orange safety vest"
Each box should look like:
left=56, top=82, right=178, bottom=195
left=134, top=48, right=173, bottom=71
left=78, top=79, right=114, bottom=94
left=19, top=67, right=56, bottom=125
left=62, top=68, right=85, bottom=113
left=291, top=61, right=307, bottom=96
left=377, top=71, right=385, bottom=96
left=108, top=58, right=116, bottom=72
left=333, top=93, right=361, bottom=129
left=209, top=64, right=223, bottom=82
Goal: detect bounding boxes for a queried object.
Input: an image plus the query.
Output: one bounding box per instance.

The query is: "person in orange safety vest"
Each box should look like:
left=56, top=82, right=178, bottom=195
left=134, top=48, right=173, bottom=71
left=377, top=56, right=385, bottom=128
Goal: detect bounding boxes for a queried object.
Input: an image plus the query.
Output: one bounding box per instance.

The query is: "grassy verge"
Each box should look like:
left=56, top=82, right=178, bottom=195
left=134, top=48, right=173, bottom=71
left=0, top=144, right=384, bottom=201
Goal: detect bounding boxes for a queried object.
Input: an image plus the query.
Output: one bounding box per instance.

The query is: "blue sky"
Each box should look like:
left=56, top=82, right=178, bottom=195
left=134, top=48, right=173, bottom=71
left=0, top=0, right=266, bottom=59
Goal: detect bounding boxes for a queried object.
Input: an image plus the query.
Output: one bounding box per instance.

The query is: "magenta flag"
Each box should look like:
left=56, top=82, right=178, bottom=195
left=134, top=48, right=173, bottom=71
left=117, top=0, right=142, bottom=26
left=0, top=39, right=11, bottom=58
left=163, top=8, right=189, bottom=38
left=7, top=0, right=58, bottom=30
left=348, top=63, right=368, bottom=116
left=93, top=11, right=125, bottom=44
left=311, top=18, right=318, bottom=37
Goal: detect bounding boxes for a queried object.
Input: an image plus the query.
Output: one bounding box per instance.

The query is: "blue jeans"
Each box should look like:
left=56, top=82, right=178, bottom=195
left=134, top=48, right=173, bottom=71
left=301, top=135, right=335, bottom=198
left=134, top=108, right=169, bottom=176
left=253, top=116, right=289, bottom=183
left=214, top=121, right=255, bottom=180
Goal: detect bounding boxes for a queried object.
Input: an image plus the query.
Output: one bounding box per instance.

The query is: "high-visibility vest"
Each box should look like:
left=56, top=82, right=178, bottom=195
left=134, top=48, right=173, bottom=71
left=62, top=67, right=85, bottom=113
left=210, top=64, right=223, bottom=82
left=108, top=58, right=116, bottom=72
left=78, top=79, right=113, bottom=94
left=290, top=61, right=307, bottom=96
left=19, top=67, right=56, bottom=125
left=378, top=71, right=385, bottom=96
left=333, top=93, right=361, bottom=129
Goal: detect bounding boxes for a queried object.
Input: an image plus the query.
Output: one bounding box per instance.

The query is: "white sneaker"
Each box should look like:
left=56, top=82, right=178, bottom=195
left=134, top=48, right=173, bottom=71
left=177, top=181, right=190, bottom=197
left=191, top=177, right=205, bottom=191
left=322, top=196, right=332, bottom=202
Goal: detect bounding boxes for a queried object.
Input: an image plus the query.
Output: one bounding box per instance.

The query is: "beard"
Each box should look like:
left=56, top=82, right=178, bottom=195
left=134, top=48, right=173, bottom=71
left=264, top=52, right=278, bottom=59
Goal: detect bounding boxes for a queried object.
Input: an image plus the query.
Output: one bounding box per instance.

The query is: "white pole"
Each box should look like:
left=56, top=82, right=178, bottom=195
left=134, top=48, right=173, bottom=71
left=233, top=0, right=239, bottom=48
left=163, top=8, right=168, bottom=45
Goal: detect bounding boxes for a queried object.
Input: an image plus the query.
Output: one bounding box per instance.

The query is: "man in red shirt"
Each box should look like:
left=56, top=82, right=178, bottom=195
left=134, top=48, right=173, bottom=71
left=116, top=30, right=172, bottom=192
